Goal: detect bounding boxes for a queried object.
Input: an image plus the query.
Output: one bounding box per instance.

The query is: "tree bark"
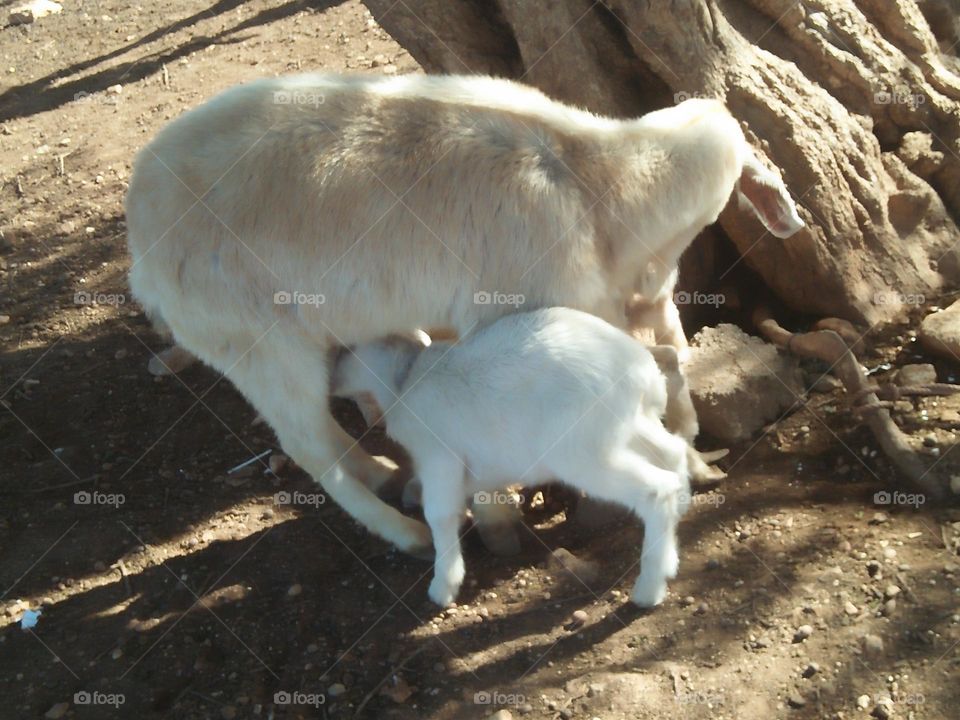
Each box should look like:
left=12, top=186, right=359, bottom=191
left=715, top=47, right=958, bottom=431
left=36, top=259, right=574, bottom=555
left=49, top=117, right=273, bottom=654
left=363, top=0, right=960, bottom=325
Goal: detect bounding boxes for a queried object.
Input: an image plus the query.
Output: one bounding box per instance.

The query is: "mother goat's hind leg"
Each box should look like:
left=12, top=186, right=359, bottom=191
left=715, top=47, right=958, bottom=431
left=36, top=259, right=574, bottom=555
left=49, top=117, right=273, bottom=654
left=224, top=337, right=432, bottom=557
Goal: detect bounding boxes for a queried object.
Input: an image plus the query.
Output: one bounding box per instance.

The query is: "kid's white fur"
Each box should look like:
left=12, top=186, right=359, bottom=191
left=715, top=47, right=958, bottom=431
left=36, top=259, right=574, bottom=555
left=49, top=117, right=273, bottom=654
left=332, top=307, right=691, bottom=607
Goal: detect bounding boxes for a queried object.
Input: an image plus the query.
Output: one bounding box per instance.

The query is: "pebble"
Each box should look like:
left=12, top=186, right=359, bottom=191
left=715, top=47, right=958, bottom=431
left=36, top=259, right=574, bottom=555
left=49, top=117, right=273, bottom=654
left=220, top=706, right=237, bottom=720
left=680, top=595, right=695, bottom=607
left=802, top=662, right=820, bottom=678
left=867, top=561, right=882, bottom=578
left=567, top=609, right=588, bottom=630
left=861, top=634, right=884, bottom=658
left=884, top=585, right=901, bottom=599
left=695, top=602, right=709, bottom=615
left=490, top=711, right=513, bottom=720
left=706, top=558, right=721, bottom=570
left=110, top=647, right=123, bottom=659
left=844, top=601, right=859, bottom=616
left=287, top=583, right=303, bottom=597
left=327, top=682, right=346, bottom=697
left=269, top=453, right=289, bottom=475
left=882, top=547, right=897, bottom=560
left=871, top=512, right=889, bottom=525
left=793, top=624, right=814, bottom=642
left=857, top=694, right=871, bottom=710
left=44, top=703, right=69, bottom=720
left=787, top=692, right=806, bottom=708
left=882, top=599, right=897, bottom=616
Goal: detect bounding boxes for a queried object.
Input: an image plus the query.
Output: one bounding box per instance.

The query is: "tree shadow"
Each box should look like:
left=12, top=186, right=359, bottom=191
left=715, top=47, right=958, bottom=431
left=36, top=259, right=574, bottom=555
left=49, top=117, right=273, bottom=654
left=0, top=0, right=344, bottom=124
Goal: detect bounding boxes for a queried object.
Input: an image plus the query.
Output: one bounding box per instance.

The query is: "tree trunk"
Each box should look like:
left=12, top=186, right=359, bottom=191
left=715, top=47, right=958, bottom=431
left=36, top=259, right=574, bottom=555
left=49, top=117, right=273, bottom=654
left=363, top=0, right=960, bottom=325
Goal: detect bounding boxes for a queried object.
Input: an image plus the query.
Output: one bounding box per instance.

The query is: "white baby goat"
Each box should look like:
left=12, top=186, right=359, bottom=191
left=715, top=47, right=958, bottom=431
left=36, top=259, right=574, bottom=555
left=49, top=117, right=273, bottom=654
left=332, top=307, right=691, bottom=608
left=126, top=73, right=802, bottom=558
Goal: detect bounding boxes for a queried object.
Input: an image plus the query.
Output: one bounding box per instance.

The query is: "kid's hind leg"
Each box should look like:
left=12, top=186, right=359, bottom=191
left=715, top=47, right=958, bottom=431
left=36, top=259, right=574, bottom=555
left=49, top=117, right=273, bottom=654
left=573, top=449, right=683, bottom=608
left=220, top=335, right=432, bottom=557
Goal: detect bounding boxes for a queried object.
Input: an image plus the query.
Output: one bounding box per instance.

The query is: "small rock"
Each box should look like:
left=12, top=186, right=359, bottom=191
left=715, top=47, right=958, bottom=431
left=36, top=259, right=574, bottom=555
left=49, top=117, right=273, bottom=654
left=567, top=609, right=588, bottom=630
left=861, top=633, right=884, bottom=658
left=857, top=694, right=871, bottom=710
left=110, top=647, right=123, bottom=659
left=548, top=547, right=600, bottom=584
left=268, top=453, right=289, bottom=475
left=870, top=512, right=889, bottom=525
left=802, top=662, right=820, bottom=678
left=882, top=547, right=897, bottom=560
left=490, top=711, right=513, bottom=720
left=107, top=84, right=123, bottom=94
left=793, top=624, right=814, bottom=642
left=695, top=602, right=709, bottom=615
left=44, top=703, right=69, bottom=720
left=882, top=599, right=896, bottom=616
left=680, top=595, right=695, bottom=607
left=872, top=697, right=894, bottom=720
left=9, top=0, right=62, bottom=25
left=894, top=363, right=937, bottom=387
left=867, top=560, right=882, bottom=578
left=706, top=558, right=721, bottom=570
left=844, top=601, right=859, bottom=616
left=220, top=706, right=237, bottom=720
left=884, top=584, right=901, bottom=599
left=327, top=682, right=346, bottom=697
left=787, top=692, right=806, bottom=708
left=114, top=348, right=128, bottom=360
left=287, top=583, right=303, bottom=597
left=920, top=301, right=960, bottom=362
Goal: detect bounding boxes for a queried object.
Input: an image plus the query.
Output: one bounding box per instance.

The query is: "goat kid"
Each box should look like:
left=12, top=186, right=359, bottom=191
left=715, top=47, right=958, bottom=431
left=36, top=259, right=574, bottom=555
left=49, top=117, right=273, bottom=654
left=332, top=307, right=691, bottom=608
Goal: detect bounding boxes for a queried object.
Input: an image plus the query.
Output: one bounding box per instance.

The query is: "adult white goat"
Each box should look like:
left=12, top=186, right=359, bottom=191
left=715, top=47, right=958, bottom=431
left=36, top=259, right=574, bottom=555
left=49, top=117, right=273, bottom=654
left=126, top=73, right=803, bottom=557
left=332, top=307, right=690, bottom=607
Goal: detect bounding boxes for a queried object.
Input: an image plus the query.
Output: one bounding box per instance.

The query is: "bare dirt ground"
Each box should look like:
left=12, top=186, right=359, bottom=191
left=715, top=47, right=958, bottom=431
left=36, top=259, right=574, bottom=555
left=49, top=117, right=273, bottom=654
left=1, top=2, right=959, bottom=719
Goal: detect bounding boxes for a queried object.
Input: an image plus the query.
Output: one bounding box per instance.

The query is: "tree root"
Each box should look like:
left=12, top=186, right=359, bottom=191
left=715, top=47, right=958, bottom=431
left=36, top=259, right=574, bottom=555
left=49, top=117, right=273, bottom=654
left=753, top=307, right=949, bottom=499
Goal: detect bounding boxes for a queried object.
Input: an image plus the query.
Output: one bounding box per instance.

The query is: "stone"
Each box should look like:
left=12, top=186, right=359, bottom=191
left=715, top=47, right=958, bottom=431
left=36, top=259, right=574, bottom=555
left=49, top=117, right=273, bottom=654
left=327, top=682, right=346, bottom=697
left=9, top=0, right=62, bottom=25
left=491, top=711, right=513, bottom=720
left=44, top=703, right=69, bottom=720
left=802, top=662, right=820, bottom=678
left=793, top=624, right=814, bottom=642
left=687, top=324, right=804, bottom=443
left=920, top=301, right=960, bottom=362
left=547, top=548, right=600, bottom=585
left=861, top=633, right=884, bottom=658
left=894, top=363, right=937, bottom=386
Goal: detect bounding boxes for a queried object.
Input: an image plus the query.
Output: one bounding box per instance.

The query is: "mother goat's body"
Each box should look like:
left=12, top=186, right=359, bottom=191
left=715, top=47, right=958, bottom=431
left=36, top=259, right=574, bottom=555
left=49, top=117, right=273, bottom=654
left=126, top=73, right=787, bottom=554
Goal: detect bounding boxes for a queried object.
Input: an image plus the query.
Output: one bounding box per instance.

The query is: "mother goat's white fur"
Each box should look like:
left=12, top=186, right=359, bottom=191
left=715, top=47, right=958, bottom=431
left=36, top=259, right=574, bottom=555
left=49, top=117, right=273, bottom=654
left=333, top=308, right=691, bottom=607
left=126, top=73, right=803, bottom=557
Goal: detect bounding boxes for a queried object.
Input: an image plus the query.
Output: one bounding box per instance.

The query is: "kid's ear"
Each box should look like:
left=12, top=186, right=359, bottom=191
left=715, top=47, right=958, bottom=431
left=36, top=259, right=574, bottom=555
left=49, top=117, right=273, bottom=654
left=736, top=151, right=805, bottom=238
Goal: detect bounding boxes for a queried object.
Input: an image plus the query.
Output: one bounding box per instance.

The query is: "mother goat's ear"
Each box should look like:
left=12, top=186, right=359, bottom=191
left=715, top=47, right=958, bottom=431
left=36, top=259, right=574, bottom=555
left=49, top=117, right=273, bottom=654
left=736, top=151, right=805, bottom=239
